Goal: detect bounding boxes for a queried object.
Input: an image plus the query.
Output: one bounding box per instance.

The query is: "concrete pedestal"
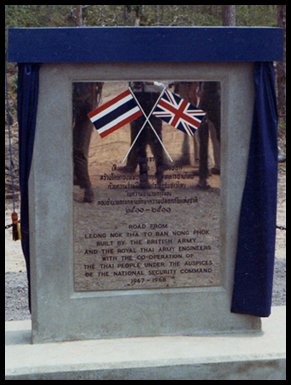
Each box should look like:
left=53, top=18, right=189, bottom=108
left=5, top=307, right=286, bottom=380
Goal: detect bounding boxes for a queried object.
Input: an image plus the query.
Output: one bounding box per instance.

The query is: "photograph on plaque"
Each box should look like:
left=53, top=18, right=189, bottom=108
left=73, top=81, right=221, bottom=291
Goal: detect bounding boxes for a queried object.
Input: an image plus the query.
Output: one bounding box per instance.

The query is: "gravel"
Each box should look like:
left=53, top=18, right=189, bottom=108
left=5, top=272, right=30, bottom=322
left=5, top=258, right=286, bottom=322
left=272, top=258, right=287, bottom=307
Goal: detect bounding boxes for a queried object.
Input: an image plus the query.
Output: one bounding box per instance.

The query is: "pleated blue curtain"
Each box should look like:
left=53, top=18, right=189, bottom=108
left=17, top=63, right=40, bottom=310
left=231, top=62, right=279, bottom=317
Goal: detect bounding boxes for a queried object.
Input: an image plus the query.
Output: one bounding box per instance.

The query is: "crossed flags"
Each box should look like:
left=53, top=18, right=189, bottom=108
left=88, top=86, right=206, bottom=163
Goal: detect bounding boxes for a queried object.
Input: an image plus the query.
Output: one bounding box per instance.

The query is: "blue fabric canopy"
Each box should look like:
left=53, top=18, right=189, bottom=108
left=17, top=62, right=279, bottom=317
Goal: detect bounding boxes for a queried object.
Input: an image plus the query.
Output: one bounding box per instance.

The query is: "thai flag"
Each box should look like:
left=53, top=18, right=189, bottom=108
left=153, top=90, right=206, bottom=137
left=88, top=89, right=142, bottom=138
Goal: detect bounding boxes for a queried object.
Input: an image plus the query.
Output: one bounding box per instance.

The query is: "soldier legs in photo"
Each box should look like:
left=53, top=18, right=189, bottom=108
left=130, top=117, right=164, bottom=190
left=73, top=119, right=94, bottom=203
left=73, top=83, right=102, bottom=202
left=198, top=83, right=221, bottom=188
left=148, top=119, right=164, bottom=189
left=128, top=92, right=164, bottom=189
left=197, top=120, right=209, bottom=189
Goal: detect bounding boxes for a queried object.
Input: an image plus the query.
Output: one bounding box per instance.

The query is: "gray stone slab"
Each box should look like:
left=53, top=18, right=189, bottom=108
left=29, top=62, right=260, bottom=343
left=5, top=307, right=286, bottom=380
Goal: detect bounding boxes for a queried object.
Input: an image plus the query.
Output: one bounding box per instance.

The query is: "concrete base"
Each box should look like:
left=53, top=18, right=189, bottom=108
left=5, top=307, right=286, bottom=380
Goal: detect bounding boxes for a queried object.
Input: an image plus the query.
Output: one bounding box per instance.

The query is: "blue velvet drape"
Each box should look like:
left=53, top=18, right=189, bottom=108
left=17, top=63, right=40, bottom=310
left=231, top=62, right=279, bottom=317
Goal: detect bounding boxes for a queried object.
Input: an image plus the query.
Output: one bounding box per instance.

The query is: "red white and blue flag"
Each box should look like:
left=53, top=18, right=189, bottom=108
left=88, top=89, right=142, bottom=138
left=153, top=90, right=206, bottom=137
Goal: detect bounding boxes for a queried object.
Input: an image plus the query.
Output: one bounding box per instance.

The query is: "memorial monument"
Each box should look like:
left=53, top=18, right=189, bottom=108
left=6, top=27, right=285, bottom=380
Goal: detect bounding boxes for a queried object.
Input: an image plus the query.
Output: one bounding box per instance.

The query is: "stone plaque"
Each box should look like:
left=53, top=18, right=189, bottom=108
left=73, top=81, right=221, bottom=291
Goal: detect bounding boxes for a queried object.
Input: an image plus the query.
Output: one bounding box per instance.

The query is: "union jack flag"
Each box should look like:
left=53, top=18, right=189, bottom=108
left=153, top=90, right=206, bottom=137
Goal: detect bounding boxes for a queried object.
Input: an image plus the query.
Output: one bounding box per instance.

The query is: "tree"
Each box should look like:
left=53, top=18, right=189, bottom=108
left=125, top=5, right=142, bottom=26
left=76, top=5, right=83, bottom=27
left=222, top=5, right=236, bottom=26
left=247, top=5, right=253, bottom=22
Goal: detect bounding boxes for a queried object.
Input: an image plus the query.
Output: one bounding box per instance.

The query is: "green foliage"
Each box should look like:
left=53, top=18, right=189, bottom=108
left=5, top=5, right=75, bottom=28
left=236, top=5, right=278, bottom=27
left=5, top=5, right=279, bottom=30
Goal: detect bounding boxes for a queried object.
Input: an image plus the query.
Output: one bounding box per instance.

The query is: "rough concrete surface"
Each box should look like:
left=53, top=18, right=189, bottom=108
left=5, top=307, right=286, bottom=380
